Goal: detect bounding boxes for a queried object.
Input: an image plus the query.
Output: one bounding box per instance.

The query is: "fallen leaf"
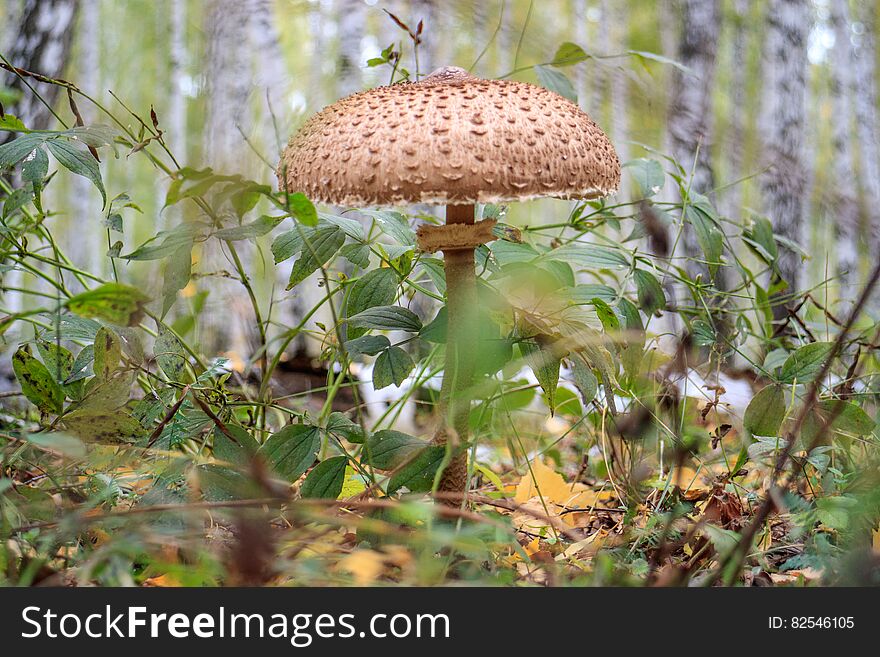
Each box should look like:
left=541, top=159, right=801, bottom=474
left=514, top=459, right=574, bottom=505
left=337, top=549, right=385, bottom=586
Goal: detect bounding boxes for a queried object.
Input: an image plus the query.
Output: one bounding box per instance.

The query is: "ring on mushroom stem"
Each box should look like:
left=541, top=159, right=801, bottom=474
left=278, top=66, right=620, bottom=503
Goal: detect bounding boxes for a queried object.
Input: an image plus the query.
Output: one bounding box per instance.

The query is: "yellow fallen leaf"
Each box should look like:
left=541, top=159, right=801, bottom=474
left=523, top=537, right=541, bottom=556
left=873, top=526, right=880, bottom=554
left=514, top=459, right=574, bottom=505
left=337, top=550, right=384, bottom=586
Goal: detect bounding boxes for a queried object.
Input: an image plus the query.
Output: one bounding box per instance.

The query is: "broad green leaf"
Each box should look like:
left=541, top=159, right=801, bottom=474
left=551, top=41, right=589, bottom=66
left=0, top=133, right=44, bottom=169
left=35, top=340, right=73, bottom=384
left=591, top=297, right=620, bottom=332
left=213, top=215, right=283, bottom=240
left=744, top=384, right=786, bottom=436
left=286, top=192, right=318, bottom=227
left=386, top=446, right=446, bottom=494
left=12, top=346, right=64, bottom=414
left=360, top=210, right=415, bottom=246
left=363, top=430, right=426, bottom=470
left=122, top=222, right=202, bottom=261
left=1, top=187, right=32, bottom=219
left=373, top=346, right=414, bottom=389
left=62, top=410, right=145, bottom=443
left=287, top=226, right=345, bottom=289
left=628, top=49, right=693, bottom=75
left=301, top=456, right=348, bottom=499
left=46, top=138, right=106, bottom=206
left=625, top=158, right=665, bottom=198
left=544, top=242, right=629, bottom=270
left=0, top=114, right=27, bottom=131
left=521, top=338, right=561, bottom=411
left=162, top=244, right=192, bottom=317
left=93, top=326, right=122, bottom=379
left=564, top=284, right=618, bottom=304
left=779, top=342, right=833, bottom=384
left=21, top=146, right=48, bottom=184
left=345, top=267, right=399, bottom=339
left=744, top=215, right=777, bottom=264
left=66, top=283, right=149, bottom=326
left=633, top=269, right=666, bottom=314
left=325, top=412, right=366, bottom=444
left=815, top=496, right=857, bottom=530
left=340, top=242, right=371, bottom=268
left=535, top=65, right=577, bottom=102
left=571, top=358, right=598, bottom=405
left=344, top=334, right=391, bottom=357
left=212, top=425, right=259, bottom=466
left=348, top=305, right=422, bottom=332
left=154, top=327, right=189, bottom=382
left=685, top=200, right=723, bottom=275
left=260, top=424, right=321, bottom=481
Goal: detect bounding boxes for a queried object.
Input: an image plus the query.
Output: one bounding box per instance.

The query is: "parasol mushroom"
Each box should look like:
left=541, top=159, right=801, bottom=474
left=278, top=66, right=620, bottom=500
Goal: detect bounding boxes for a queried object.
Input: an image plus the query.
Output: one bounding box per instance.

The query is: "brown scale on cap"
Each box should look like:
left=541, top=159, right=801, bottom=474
left=278, top=66, right=620, bottom=206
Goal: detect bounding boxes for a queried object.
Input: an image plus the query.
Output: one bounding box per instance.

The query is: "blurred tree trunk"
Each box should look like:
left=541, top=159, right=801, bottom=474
left=68, top=0, right=102, bottom=286
left=851, top=0, right=880, bottom=298
left=572, top=0, right=590, bottom=112
left=167, top=0, right=188, bottom=178
left=201, top=0, right=255, bottom=359
left=722, top=0, right=749, bottom=219
left=337, top=0, right=365, bottom=96
left=1, top=0, right=78, bottom=142
left=668, top=0, right=720, bottom=272
left=760, top=0, right=809, bottom=307
left=828, top=1, right=860, bottom=300
left=607, top=0, right=630, bottom=168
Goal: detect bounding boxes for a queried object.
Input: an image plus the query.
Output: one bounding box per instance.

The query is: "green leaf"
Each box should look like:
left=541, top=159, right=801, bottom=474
left=154, top=327, right=189, bottom=382
left=815, top=496, right=857, bottom=530
left=373, top=346, right=414, bottom=389
left=12, top=346, right=64, bottom=414
left=46, top=138, right=106, bottom=207
left=287, top=226, right=345, bottom=289
left=34, top=340, right=73, bottom=384
left=62, top=410, right=145, bottom=443
left=779, top=342, right=833, bottom=384
left=744, top=215, right=777, bottom=264
left=345, top=267, right=399, bottom=338
left=521, top=339, right=561, bottom=411
left=0, top=114, right=27, bottom=131
left=325, top=412, right=366, bottom=443
left=544, top=243, right=629, bottom=270
left=212, top=425, right=259, bottom=466
left=633, top=269, right=666, bottom=314
left=344, top=334, right=390, bottom=357
left=0, top=133, right=44, bottom=169
left=627, top=49, right=693, bottom=75
left=591, top=297, right=620, bottom=332
left=340, top=242, right=371, bottom=268
left=386, top=446, right=446, bottom=494
left=624, top=158, right=665, bottom=198
left=685, top=201, right=723, bottom=275
left=301, top=456, right=348, bottom=499
left=213, top=215, right=283, bottom=240
left=286, top=192, right=318, bottom=227
left=66, top=283, right=149, bottom=326
left=744, top=384, right=786, bottom=436
left=363, top=430, right=426, bottom=470
left=21, top=146, right=48, bottom=184
left=260, top=424, right=321, bottom=482
left=570, top=358, right=598, bottom=405
left=162, top=244, right=192, bottom=317
left=1, top=187, right=32, bottom=219
left=122, top=222, right=202, bottom=261
left=360, top=210, right=415, bottom=246
left=348, top=305, right=422, bottom=332
left=93, top=326, right=122, bottom=379
left=534, top=65, right=577, bottom=102
left=551, top=41, right=589, bottom=66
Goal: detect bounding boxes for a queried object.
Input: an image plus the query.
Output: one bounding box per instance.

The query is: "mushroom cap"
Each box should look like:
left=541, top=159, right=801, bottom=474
left=278, top=66, right=620, bottom=206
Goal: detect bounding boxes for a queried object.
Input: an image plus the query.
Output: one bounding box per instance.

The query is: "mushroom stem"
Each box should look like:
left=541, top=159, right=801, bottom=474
left=433, top=203, right=478, bottom=501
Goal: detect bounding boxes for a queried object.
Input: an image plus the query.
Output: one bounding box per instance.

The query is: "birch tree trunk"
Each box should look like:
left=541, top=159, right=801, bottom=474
left=1, top=0, right=78, bottom=140
left=337, top=0, right=366, bottom=97
left=828, top=1, right=860, bottom=300
left=67, top=0, right=102, bottom=286
left=201, top=0, right=255, bottom=359
left=668, top=0, right=720, bottom=209
left=760, top=0, right=810, bottom=304
left=851, top=1, right=880, bottom=299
